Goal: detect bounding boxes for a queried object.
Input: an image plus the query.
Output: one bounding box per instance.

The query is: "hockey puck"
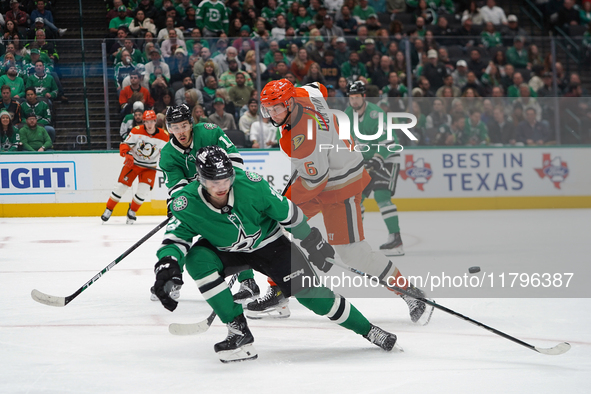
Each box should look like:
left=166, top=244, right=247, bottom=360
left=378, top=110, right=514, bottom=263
left=469, top=266, right=481, bottom=274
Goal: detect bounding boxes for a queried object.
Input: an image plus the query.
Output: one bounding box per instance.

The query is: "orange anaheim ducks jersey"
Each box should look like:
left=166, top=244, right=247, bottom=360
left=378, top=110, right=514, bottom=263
left=120, top=125, right=169, bottom=168
left=280, top=82, right=370, bottom=205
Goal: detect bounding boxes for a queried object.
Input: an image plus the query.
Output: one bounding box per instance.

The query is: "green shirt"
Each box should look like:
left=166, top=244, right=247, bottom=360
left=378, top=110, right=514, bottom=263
left=18, top=124, right=52, bottom=151
left=26, top=73, right=59, bottom=99
left=20, top=100, right=51, bottom=126
left=481, top=31, right=502, bottom=48
left=157, top=170, right=310, bottom=262
left=219, top=71, right=254, bottom=89
left=352, top=5, right=375, bottom=21
left=109, top=16, right=134, bottom=30
left=345, top=101, right=399, bottom=161
left=0, top=75, right=25, bottom=98
left=462, top=119, right=489, bottom=145
left=341, top=61, right=367, bottom=81
left=506, top=46, right=529, bottom=69
left=159, top=122, right=243, bottom=199
left=196, top=0, right=229, bottom=34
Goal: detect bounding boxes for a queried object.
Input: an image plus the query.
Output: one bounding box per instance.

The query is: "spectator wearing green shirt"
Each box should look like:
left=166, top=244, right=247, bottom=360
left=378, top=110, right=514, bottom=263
left=109, top=6, right=134, bottom=35
left=506, top=36, right=530, bottom=69
left=353, top=0, right=375, bottom=23
left=341, top=52, right=368, bottom=82
left=195, top=0, right=229, bottom=37
left=219, top=59, right=254, bottom=89
left=19, top=112, right=52, bottom=151
left=507, top=72, right=536, bottom=98
left=21, top=88, right=56, bottom=143
left=0, top=63, right=25, bottom=99
left=481, top=22, right=502, bottom=48
left=26, top=61, right=59, bottom=103
left=463, top=109, right=490, bottom=145
left=228, top=72, right=255, bottom=108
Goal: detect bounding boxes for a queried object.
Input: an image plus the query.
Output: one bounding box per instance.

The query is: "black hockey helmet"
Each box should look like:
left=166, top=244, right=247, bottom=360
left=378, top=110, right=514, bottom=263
left=196, top=145, right=235, bottom=186
left=347, top=80, right=366, bottom=96
left=166, top=104, right=193, bottom=130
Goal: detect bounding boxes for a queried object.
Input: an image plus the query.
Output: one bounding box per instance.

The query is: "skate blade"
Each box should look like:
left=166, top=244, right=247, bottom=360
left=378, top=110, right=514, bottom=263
left=416, top=302, right=434, bottom=326
left=233, top=297, right=257, bottom=305
left=380, top=247, right=405, bottom=256
left=150, top=293, right=159, bottom=301
left=393, top=343, right=404, bottom=353
left=245, top=305, right=291, bottom=320
left=218, top=344, right=258, bottom=363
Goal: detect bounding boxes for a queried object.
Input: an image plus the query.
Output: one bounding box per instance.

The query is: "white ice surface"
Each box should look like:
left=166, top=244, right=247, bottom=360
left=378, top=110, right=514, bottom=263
left=1, top=210, right=590, bottom=394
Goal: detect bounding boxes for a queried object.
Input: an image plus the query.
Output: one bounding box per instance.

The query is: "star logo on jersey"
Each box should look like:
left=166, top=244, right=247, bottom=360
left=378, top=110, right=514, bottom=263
left=203, top=123, right=217, bottom=130
left=172, top=196, right=188, bottom=211
left=221, top=213, right=262, bottom=252
left=246, top=171, right=262, bottom=182
left=535, top=153, right=569, bottom=189
left=400, top=154, right=433, bottom=191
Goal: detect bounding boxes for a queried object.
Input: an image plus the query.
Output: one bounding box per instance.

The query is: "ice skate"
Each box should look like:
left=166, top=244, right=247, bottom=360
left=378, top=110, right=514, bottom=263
left=245, top=285, right=290, bottom=319
left=101, top=208, right=112, bottom=222
left=126, top=207, right=136, bottom=224
left=214, top=314, right=257, bottom=363
left=380, top=232, right=404, bottom=256
left=364, top=324, right=403, bottom=352
left=233, top=278, right=260, bottom=304
left=150, top=283, right=181, bottom=301
left=401, top=283, right=434, bottom=326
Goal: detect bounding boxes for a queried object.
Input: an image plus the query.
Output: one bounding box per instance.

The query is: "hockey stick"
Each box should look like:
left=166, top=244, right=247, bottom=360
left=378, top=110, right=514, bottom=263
left=31, top=217, right=170, bottom=307
left=168, top=170, right=299, bottom=335
left=168, top=274, right=238, bottom=335
left=329, top=258, right=571, bottom=356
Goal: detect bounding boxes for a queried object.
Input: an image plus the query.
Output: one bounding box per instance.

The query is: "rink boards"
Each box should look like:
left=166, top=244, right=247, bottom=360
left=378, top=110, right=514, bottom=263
left=1, top=147, right=590, bottom=217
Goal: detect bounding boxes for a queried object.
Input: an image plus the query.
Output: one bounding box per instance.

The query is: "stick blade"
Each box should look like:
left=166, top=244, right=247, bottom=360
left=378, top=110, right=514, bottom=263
left=169, top=320, right=211, bottom=336
left=31, top=289, right=66, bottom=307
left=535, top=342, right=571, bottom=356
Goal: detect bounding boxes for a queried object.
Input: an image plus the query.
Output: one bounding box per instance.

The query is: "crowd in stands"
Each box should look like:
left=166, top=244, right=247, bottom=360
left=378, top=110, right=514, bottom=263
left=0, top=0, right=69, bottom=152
left=102, top=0, right=591, bottom=151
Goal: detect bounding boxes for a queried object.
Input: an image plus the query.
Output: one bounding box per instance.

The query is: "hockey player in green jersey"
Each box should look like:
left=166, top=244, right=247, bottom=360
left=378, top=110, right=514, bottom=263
left=154, top=105, right=261, bottom=304
left=345, top=81, right=405, bottom=256
left=153, top=145, right=400, bottom=362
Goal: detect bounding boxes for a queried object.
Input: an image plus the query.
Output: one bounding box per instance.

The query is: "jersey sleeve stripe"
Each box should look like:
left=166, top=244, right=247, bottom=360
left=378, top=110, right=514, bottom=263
left=279, top=201, right=303, bottom=229
left=328, top=160, right=364, bottom=182
left=301, top=167, right=329, bottom=185
left=168, top=179, right=189, bottom=197
left=162, top=235, right=190, bottom=255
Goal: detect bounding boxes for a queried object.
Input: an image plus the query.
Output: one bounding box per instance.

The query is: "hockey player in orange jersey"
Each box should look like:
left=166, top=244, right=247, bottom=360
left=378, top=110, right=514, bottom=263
left=253, top=79, right=434, bottom=325
left=101, top=110, right=169, bottom=224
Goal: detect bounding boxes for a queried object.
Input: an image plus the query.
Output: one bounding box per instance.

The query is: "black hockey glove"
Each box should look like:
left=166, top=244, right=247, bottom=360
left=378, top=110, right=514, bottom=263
left=364, top=156, right=385, bottom=172
left=301, top=227, right=334, bottom=273
left=153, top=256, right=184, bottom=312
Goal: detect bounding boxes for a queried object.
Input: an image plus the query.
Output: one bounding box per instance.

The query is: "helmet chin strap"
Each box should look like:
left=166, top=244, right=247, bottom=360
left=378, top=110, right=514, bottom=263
left=269, top=99, right=294, bottom=127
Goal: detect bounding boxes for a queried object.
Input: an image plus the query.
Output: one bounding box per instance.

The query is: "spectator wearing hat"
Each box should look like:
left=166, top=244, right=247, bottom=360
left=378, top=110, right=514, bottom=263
left=30, top=1, right=67, bottom=37
left=422, top=49, right=448, bottom=91
left=506, top=36, right=531, bottom=70
left=501, top=15, right=528, bottom=46
left=336, top=5, right=358, bottom=35
left=144, top=48, right=171, bottom=80
left=366, top=13, right=382, bottom=34
left=106, top=0, right=132, bottom=22
left=160, top=28, right=187, bottom=58
left=232, top=26, right=256, bottom=52
left=110, top=5, right=135, bottom=34
left=27, top=17, right=57, bottom=40
left=353, top=0, right=375, bottom=23
left=480, top=0, right=508, bottom=25
left=359, top=38, right=379, bottom=65
left=0, top=84, right=23, bottom=125
left=0, top=108, right=20, bottom=152
left=21, top=87, right=55, bottom=142
left=19, top=111, right=52, bottom=151
left=0, top=63, right=25, bottom=99
left=334, top=36, right=351, bottom=65
left=208, top=97, right=236, bottom=131
left=452, top=60, right=469, bottom=89
left=6, top=0, right=29, bottom=29
left=308, top=36, right=327, bottom=64
left=537, top=72, right=556, bottom=97
left=219, top=59, right=253, bottom=89
left=319, top=14, right=344, bottom=40
left=120, top=101, right=144, bottom=139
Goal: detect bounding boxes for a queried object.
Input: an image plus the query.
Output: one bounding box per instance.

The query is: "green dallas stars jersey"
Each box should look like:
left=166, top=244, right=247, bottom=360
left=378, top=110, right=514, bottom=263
left=345, top=101, right=399, bottom=161
left=157, top=170, right=310, bottom=261
left=195, top=0, right=229, bottom=34
left=158, top=122, right=244, bottom=199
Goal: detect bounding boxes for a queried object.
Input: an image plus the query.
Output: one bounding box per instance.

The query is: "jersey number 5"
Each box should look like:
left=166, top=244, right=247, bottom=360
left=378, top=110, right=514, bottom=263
left=304, top=161, right=317, bottom=176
